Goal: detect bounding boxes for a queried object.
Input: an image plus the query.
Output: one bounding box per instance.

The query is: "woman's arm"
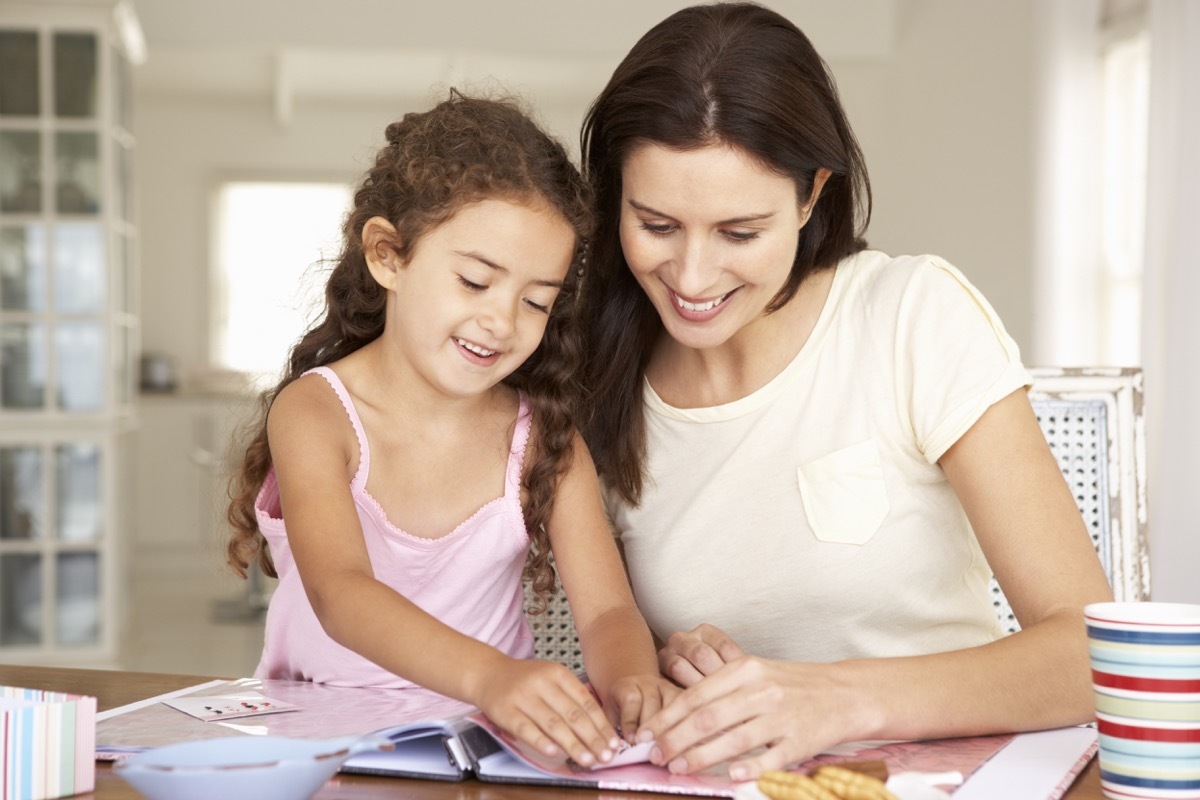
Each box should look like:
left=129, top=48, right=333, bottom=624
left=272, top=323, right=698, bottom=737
left=639, top=388, right=1114, bottom=778
left=547, top=433, right=679, bottom=737
left=268, top=379, right=617, bottom=765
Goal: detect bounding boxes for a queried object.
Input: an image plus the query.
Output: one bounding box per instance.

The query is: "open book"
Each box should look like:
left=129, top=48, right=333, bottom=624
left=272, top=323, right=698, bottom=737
left=95, top=678, right=1097, bottom=797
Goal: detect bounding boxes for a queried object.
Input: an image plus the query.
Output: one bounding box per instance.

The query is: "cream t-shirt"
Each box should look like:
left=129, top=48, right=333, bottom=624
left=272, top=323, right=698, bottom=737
left=607, top=251, right=1030, bottom=662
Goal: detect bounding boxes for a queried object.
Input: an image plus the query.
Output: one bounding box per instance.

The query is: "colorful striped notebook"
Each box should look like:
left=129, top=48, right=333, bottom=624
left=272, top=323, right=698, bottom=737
left=1, top=686, right=97, bottom=800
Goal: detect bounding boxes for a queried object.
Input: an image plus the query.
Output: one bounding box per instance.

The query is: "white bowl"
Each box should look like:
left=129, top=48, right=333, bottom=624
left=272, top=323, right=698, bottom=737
left=114, top=735, right=391, bottom=800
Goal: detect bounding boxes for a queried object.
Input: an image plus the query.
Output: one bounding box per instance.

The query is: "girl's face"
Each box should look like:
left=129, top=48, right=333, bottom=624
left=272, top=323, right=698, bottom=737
left=371, top=196, right=575, bottom=399
left=619, top=142, right=811, bottom=352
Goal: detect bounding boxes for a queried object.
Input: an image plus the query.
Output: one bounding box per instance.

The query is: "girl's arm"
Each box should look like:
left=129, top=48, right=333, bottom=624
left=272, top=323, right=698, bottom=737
left=639, top=388, right=1115, bottom=778
left=547, top=432, right=678, bottom=738
left=267, top=378, right=618, bottom=766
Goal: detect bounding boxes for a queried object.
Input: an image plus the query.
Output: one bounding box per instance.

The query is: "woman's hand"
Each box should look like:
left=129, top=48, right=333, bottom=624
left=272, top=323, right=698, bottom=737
left=475, top=657, right=621, bottom=768
left=639, top=656, right=869, bottom=780
left=657, top=623, right=746, bottom=687
left=605, top=673, right=683, bottom=742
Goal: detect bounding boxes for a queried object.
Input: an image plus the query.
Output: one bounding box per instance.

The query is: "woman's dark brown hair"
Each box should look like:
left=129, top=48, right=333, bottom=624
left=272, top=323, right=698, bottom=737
left=226, top=93, right=594, bottom=609
left=579, top=1, right=872, bottom=505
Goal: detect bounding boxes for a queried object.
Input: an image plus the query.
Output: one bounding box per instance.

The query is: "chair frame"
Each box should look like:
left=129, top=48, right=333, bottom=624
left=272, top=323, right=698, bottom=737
left=1027, top=366, right=1150, bottom=604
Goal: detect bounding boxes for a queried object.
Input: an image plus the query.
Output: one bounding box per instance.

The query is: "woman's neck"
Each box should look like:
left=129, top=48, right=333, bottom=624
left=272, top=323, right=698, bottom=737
left=646, top=266, right=835, bottom=408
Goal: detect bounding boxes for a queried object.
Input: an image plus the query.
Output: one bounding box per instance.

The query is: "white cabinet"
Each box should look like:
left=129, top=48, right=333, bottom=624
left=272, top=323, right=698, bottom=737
left=0, top=2, right=141, bottom=666
left=132, top=393, right=254, bottom=562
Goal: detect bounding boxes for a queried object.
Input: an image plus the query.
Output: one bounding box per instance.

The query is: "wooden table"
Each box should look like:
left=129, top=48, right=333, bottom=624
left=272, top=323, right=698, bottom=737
left=0, top=665, right=1104, bottom=799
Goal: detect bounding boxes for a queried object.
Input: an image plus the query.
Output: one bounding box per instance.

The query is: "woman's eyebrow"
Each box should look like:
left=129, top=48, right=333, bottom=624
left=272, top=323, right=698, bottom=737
left=626, top=198, right=776, bottom=225
left=454, top=250, right=563, bottom=289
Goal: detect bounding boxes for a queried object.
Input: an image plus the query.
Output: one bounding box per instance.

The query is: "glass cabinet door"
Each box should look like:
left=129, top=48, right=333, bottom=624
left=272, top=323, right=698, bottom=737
left=0, top=322, right=46, bottom=409
left=0, top=552, right=41, bottom=646
left=0, top=31, right=39, bottom=116
left=56, top=550, right=99, bottom=645
left=0, top=5, right=137, bottom=665
left=0, top=224, right=46, bottom=311
left=52, top=32, right=97, bottom=119
left=55, top=132, right=101, bottom=215
left=0, top=444, right=43, bottom=540
left=0, top=131, right=42, bottom=214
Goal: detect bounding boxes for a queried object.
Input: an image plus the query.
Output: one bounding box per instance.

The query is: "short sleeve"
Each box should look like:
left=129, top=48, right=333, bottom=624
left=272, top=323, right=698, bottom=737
left=895, top=257, right=1031, bottom=463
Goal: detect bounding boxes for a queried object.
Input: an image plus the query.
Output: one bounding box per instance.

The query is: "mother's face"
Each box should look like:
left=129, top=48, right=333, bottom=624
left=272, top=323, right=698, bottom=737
left=618, top=142, right=809, bottom=352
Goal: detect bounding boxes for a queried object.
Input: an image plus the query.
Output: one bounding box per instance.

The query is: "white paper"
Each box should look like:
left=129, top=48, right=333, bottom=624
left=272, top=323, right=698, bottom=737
left=951, top=726, right=1097, bottom=800
left=95, top=679, right=227, bottom=721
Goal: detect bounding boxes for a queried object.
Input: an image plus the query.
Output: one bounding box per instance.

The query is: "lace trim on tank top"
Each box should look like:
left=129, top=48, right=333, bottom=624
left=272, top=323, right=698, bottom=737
left=304, top=366, right=371, bottom=492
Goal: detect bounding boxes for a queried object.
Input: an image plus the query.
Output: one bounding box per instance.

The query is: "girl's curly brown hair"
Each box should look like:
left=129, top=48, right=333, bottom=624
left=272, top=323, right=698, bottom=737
left=225, top=92, right=595, bottom=612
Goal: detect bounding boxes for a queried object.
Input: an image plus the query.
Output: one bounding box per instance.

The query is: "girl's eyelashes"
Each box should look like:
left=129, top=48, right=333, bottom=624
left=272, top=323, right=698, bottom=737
left=723, top=230, right=760, bottom=242
left=459, top=274, right=553, bottom=314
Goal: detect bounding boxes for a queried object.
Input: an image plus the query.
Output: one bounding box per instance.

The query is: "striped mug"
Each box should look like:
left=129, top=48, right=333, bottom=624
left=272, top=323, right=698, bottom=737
left=1085, top=601, right=1200, bottom=799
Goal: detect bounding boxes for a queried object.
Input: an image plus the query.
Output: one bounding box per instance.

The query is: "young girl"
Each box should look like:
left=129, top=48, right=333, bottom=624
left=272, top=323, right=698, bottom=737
left=226, top=93, right=671, bottom=768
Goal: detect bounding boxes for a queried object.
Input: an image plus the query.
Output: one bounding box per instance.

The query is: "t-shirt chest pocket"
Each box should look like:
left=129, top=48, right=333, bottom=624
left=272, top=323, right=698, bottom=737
left=796, top=439, right=890, bottom=545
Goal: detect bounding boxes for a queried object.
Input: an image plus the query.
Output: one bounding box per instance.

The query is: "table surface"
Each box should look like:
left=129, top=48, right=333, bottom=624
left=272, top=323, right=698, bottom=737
left=0, top=664, right=1105, bottom=800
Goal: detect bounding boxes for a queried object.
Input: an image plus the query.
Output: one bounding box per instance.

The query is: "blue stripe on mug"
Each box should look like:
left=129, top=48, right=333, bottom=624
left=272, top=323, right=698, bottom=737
left=1100, top=769, right=1200, bottom=789
left=1088, top=626, right=1200, bottom=646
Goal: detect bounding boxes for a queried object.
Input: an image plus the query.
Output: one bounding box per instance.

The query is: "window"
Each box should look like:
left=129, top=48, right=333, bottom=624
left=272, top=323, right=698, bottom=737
left=1033, top=1, right=1149, bottom=368
left=211, top=181, right=352, bottom=386
left=1098, top=28, right=1149, bottom=365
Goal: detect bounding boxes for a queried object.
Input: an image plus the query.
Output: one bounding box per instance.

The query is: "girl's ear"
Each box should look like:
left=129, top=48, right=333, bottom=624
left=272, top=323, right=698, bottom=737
left=362, top=216, right=403, bottom=290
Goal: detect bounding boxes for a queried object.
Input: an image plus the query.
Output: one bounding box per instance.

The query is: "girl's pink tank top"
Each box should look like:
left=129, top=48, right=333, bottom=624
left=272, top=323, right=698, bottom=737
left=253, top=366, right=535, bottom=688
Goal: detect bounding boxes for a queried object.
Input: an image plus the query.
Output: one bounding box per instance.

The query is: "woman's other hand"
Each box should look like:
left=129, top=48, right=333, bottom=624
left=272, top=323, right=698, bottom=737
left=475, top=657, right=621, bottom=768
left=657, top=623, right=746, bottom=687
left=639, top=656, right=870, bottom=781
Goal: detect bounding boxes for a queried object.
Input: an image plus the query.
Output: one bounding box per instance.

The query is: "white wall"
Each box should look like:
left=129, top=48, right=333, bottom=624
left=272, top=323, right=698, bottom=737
left=133, top=0, right=1198, bottom=605
left=134, top=93, right=588, bottom=380
left=135, top=0, right=1039, bottom=378
left=836, top=0, right=1036, bottom=350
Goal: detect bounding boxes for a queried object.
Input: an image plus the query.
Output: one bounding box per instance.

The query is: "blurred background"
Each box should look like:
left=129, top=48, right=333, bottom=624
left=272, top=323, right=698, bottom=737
left=0, top=0, right=1196, bottom=678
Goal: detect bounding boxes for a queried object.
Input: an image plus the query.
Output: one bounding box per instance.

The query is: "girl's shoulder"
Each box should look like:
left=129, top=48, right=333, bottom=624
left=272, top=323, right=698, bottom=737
left=269, top=370, right=351, bottom=430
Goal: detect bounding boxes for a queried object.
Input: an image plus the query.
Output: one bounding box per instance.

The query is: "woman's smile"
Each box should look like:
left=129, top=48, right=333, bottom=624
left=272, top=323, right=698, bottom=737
left=667, top=285, right=740, bottom=322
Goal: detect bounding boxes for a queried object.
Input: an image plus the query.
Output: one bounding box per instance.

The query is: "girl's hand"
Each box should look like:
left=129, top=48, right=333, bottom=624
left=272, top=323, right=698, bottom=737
left=605, top=674, right=683, bottom=743
left=640, top=656, right=869, bottom=780
left=658, top=623, right=746, bottom=687
left=475, top=657, right=621, bottom=768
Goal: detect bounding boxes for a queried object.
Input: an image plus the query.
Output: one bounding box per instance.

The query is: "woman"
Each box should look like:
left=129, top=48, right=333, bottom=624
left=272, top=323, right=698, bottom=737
left=577, top=1, right=1113, bottom=782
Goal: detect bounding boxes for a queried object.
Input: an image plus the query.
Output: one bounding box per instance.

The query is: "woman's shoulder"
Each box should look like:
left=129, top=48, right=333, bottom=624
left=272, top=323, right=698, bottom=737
left=839, top=250, right=985, bottom=309
left=841, top=249, right=961, bottom=283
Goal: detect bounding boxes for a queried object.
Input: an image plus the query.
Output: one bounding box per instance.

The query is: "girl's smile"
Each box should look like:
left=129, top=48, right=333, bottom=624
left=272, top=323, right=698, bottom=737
left=453, top=336, right=501, bottom=366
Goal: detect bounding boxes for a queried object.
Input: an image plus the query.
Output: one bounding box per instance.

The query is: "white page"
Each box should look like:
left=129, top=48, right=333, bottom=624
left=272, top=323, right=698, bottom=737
left=96, top=679, right=228, bottom=721
left=952, top=727, right=1097, bottom=800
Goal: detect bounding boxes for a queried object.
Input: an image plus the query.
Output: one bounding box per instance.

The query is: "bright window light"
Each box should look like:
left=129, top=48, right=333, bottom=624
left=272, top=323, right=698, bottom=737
left=1100, top=31, right=1149, bottom=366
left=212, top=181, right=352, bottom=384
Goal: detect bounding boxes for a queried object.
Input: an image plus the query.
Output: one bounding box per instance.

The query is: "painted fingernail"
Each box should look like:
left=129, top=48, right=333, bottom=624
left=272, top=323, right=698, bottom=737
left=609, top=736, right=622, bottom=749
left=650, top=746, right=663, bottom=764
left=600, top=748, right=613, bottom=762
left=668, top=757, right=688, bottom=774
left=578, top=752, right=595, bottom=766
left=729, top=766, right=748, bottom=781
left=636, top=729, right=654, bottom=744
